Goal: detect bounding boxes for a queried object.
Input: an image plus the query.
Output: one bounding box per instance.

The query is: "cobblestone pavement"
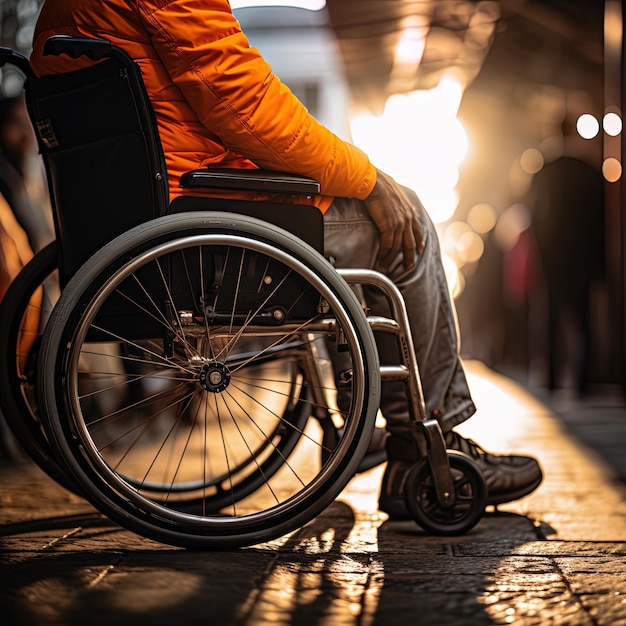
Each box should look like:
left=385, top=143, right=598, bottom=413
left=1, top=361, right=626, bottom=626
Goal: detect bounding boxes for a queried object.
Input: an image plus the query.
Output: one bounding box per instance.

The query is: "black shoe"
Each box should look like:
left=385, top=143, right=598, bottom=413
left=378, top=459, right=414, bottom=520
left=444, top=430, right=543, bottom=506
left=378, top=431, right=543, bottom=519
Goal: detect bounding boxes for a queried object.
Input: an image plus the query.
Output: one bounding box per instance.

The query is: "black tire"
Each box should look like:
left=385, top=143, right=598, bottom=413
left=404, top=451, right=487, bottom=535
left=0, top=242, right=78, bottom=492
left=37, top=212, right=380, bottom=549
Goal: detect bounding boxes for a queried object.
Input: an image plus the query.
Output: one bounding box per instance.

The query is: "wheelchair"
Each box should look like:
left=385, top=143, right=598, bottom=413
left=0, top=36, right=487, bottom=549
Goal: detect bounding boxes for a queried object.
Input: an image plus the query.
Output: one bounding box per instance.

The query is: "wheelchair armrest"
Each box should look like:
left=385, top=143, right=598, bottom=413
left=180, top=168, right=321, bottom=196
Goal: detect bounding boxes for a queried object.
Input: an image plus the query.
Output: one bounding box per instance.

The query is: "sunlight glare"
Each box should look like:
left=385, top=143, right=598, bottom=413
left=442, top=253, right=464, bottom=298
left=350, top=76, right=468, bottom=223
left=395, top=24, right=427, bottom=65
left=230, top=0, right=326, bottom=9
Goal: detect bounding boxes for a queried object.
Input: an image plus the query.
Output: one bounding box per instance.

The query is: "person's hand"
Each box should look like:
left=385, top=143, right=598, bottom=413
left=363, top=168, right=424, bottom=270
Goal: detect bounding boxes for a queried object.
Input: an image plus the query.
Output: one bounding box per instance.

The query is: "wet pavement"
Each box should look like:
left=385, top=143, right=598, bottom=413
left=1, top=360, right=626, bottom=626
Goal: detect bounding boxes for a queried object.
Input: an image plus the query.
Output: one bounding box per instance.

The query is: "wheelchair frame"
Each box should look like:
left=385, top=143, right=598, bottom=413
left=0, top=35, right=486, bottom=548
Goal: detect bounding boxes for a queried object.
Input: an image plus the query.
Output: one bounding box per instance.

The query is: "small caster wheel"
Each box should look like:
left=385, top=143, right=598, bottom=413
left=403, top=451, right=487, bottom=535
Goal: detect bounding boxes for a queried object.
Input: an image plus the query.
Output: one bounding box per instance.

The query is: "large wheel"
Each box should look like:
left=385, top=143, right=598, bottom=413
left=0, top=242, right=79, bottom=492
left=0, top=242, right=310, bottom=501
left=37, top=212, right=380, bottom=549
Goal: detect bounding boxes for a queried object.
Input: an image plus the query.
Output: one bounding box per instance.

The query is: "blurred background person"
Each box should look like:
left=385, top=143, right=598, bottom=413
left=0, top=94, right=53, bottom=253
left=527, top=107, right=605, bottom=398
left=0, top=94, right=53, bottom=462
left=0, top=189, right=39, bottom=462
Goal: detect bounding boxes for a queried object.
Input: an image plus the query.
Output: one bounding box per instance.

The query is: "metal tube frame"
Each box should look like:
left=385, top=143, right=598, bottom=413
left=338, top=268, right=455, bottom=507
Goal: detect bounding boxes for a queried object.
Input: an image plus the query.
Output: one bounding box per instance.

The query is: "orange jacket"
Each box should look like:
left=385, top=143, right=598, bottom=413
left=31, top=0, right=376, bottom=211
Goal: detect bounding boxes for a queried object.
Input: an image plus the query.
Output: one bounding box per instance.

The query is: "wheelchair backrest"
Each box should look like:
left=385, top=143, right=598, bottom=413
left=25, top=40, right=169, bottom=285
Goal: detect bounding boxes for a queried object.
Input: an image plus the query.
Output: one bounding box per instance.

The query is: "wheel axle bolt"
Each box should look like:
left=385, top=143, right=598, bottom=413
left=199, top=362, right=231, bottom=392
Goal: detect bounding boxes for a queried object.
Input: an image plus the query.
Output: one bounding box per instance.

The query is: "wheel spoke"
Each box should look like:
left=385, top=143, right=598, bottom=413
left=38, top=215, right=378, bottom=548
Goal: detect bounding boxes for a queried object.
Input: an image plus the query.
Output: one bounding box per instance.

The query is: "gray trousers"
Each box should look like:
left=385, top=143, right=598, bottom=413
left=323, top=187, right=476, bottom=456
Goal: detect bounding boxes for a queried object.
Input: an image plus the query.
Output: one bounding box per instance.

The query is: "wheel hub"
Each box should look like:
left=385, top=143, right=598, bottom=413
left=199, top=362, right=231, bottom=392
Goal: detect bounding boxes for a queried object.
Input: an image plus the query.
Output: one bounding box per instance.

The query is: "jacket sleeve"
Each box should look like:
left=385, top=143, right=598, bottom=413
left=138, top=0, right=376, bottom=199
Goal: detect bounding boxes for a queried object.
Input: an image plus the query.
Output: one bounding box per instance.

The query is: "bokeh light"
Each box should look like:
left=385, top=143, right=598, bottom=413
left=603, top=157, right=622, bottom=182
left=467, top=203, right=497, bottom=234
left=443, top=221, right=472, bottom=258
left=519, top=148, right=544, bottom=175
left=456, top=230, right=485, bottom=264
left=603, top=112, right=622, bottom=136
left=576, top=113, right=600, bottom=139
left=493, top=203, right=531, bottom=252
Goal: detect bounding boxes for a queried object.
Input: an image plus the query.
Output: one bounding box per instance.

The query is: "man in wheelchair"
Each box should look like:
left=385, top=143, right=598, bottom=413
left=30, top=0, right=542, bottom=521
